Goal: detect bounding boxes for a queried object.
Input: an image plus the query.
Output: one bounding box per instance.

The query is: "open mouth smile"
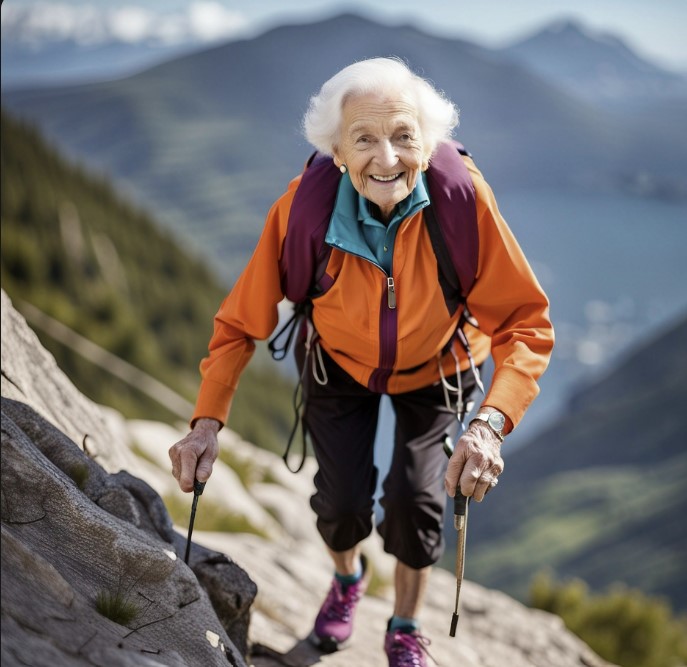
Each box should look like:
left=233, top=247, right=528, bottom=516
left=370, top=173, right=403, bottom=182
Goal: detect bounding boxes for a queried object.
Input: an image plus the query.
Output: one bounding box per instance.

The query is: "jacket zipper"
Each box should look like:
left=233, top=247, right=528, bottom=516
left=371, top=274, right=398, bottom=392
left=326, top=241, right=398, bottom=390
left=387, top=277, right=396, bottom=309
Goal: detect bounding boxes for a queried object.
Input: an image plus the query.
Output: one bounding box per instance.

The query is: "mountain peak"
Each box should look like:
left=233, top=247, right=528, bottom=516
left=511, top=17, right=637, bottom=55
left=502, top=17, right=686, bottom=102
left=543, top=17, right=590, bottom=36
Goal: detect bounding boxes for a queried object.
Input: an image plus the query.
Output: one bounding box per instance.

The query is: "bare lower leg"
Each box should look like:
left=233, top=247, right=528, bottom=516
left=393, top=561, right=431, bottom=619
left=327, top=545, right=362, bottom=576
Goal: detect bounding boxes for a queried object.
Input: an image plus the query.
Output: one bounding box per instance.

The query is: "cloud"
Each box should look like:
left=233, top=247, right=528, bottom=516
left=189, top=2, right=247, bottom=42
left=109, top=7, right=157, bottom=44
left=1, top=2, right=248, bottom=46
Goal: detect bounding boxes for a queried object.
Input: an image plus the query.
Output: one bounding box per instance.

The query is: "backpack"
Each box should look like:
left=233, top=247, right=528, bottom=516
left=268, top=140, right=482, bottom=471
left=278, top=139, right=478, bottom=315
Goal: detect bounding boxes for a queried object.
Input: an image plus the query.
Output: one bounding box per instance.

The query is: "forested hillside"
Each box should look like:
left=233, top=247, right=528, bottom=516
left=1, top=109, right=293, bottom=451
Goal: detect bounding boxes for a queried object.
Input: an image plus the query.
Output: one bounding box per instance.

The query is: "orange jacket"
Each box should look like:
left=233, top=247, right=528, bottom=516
left=192, top=156, right=554, bottom=429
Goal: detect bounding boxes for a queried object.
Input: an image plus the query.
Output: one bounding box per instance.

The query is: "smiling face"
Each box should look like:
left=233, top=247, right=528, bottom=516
left=333, top=91, right=428, bottom=223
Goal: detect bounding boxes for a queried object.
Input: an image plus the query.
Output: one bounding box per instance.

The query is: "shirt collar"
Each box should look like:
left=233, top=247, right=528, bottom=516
left=325, top=172, right=431, bottom=259
left=333, top=172, right=430, bottom=226
left=358, top=173, right=429, bottom=228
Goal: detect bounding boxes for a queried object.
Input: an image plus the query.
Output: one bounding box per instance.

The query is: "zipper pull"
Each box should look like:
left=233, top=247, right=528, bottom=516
left=387, top=277, right=396, bottom=310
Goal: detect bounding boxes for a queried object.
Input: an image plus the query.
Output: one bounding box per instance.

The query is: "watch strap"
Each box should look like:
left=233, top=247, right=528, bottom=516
left=472, top=411, right=505, bottom=442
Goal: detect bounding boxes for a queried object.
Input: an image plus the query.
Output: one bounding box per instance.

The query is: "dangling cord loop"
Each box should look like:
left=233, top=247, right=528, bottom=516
left=268, top=301, right=312, bottom=361
left=439, top=332, right=484, bottom=426
left=312, top=343, right=328, bottom=386
left=268, top=309, right=300, bottom=361
left=439, top=351, right=463, bottom=418
left=455, top=326, right=485, bottom=395
left=304, top=318, right=328, bottom=386
left=282, top=318, right=328, bottom=473
left=282, top=355, right=309, bottom=473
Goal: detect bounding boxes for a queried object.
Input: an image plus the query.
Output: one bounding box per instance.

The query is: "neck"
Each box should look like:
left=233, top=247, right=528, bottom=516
left=370, top=202, right=394, bottom=225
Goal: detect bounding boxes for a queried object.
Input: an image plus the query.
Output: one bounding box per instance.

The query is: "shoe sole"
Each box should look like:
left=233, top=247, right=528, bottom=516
left=307, top=630, right=349, bottom=654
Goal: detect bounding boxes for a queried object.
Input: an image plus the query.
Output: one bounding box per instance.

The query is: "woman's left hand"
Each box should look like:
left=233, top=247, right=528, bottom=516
left=444, top=421, right=505, bottom=502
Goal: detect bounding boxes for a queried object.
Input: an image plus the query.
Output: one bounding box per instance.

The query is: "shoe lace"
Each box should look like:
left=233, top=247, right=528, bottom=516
left=388, top=631, right=438, bottom=667
left=323, top=581, right=362, bottom=622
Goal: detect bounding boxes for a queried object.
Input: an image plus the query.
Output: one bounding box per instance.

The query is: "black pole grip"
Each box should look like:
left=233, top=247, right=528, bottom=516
left=184, top=479, right=206, bottom=565
left=454, top=491, right=468, bottom=516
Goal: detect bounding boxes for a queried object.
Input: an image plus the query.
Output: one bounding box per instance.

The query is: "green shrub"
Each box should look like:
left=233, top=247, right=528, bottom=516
left=530, top=571, right=687, bottom=667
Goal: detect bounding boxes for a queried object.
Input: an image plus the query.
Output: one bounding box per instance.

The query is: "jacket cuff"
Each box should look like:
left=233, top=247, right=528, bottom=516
left=190, top=378, right=235, bottom=429
left=483, top=365, right=540, bottom=429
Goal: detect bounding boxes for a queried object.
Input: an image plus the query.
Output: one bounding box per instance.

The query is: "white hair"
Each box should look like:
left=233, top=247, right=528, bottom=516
left=303, top=57, right=459, bottom=158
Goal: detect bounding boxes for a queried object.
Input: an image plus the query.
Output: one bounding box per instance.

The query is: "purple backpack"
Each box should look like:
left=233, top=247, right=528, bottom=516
left=270, top=140, right=479, bottom=362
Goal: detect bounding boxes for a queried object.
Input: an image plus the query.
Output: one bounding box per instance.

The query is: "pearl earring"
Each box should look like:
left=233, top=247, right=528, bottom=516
left=339, top=164, right=347, bottom=174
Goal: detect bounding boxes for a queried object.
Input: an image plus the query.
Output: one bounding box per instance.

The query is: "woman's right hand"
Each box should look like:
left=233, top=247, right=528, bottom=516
left=168, top=418, right=221, bottom=493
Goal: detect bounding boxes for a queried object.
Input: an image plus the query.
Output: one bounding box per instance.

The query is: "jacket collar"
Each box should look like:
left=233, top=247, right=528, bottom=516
left=325, top=173, right=429, bottom=262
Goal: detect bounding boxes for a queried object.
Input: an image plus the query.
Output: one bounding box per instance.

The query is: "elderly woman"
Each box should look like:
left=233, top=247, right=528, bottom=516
left=169, top=58, right=553, bottom=666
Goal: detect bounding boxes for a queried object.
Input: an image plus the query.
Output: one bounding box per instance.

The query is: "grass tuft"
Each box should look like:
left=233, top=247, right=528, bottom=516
left=95, top=589, right=140, bottom=626
left=68, top=462, right=90, bottom=490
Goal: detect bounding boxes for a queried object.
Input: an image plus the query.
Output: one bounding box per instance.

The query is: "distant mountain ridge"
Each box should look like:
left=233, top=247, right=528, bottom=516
left=1, top=38, right=197, bottom=90
left=3, top=12, right=686, bottom=281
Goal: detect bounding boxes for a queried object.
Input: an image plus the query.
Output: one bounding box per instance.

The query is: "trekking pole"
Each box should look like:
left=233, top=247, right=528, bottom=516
left=443, top=436, right=469, bottom=637
left=184, top=479, right=206, bottom=565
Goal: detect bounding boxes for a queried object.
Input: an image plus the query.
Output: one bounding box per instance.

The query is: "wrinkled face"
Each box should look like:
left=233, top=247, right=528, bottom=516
left=333, top=92, right=428, bottom=223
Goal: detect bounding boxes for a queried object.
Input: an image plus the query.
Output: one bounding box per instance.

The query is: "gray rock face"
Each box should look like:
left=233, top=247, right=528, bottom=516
left=1, top=397, right=252, bottom=667
left=1, top=290, right=257, bottom=665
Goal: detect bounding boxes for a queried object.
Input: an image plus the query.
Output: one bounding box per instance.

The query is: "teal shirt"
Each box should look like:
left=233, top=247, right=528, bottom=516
left=325, top=173, right=430, bottom=275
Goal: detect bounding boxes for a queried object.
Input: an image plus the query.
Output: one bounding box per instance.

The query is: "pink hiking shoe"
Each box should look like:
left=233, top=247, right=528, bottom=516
left=309, top=559, right=368, bottom=653
left=384, top=628, right=436, bottom=667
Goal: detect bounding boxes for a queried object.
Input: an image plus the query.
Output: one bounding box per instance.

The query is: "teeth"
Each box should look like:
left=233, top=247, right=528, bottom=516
left=371, top=173, right=401, bottom=182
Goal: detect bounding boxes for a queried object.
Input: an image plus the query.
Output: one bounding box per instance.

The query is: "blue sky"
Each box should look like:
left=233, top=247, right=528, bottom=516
left=3, top=0, right=686, bottom=71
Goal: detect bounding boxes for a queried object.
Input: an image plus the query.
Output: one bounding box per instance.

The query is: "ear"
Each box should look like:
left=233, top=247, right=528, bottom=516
left=332, top=147, right=344, bottom=168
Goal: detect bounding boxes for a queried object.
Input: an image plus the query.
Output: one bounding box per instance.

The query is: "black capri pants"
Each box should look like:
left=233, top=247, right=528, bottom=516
left=296, top=339, right=478, bottom=569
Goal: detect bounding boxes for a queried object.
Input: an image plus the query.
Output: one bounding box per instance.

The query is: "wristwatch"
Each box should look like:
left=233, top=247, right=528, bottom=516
left=471, top=410, right=507, bottom=442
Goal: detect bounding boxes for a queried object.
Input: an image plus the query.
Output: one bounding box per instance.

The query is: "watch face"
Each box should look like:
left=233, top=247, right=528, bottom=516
left=488, top=412, right=506, bottom=432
